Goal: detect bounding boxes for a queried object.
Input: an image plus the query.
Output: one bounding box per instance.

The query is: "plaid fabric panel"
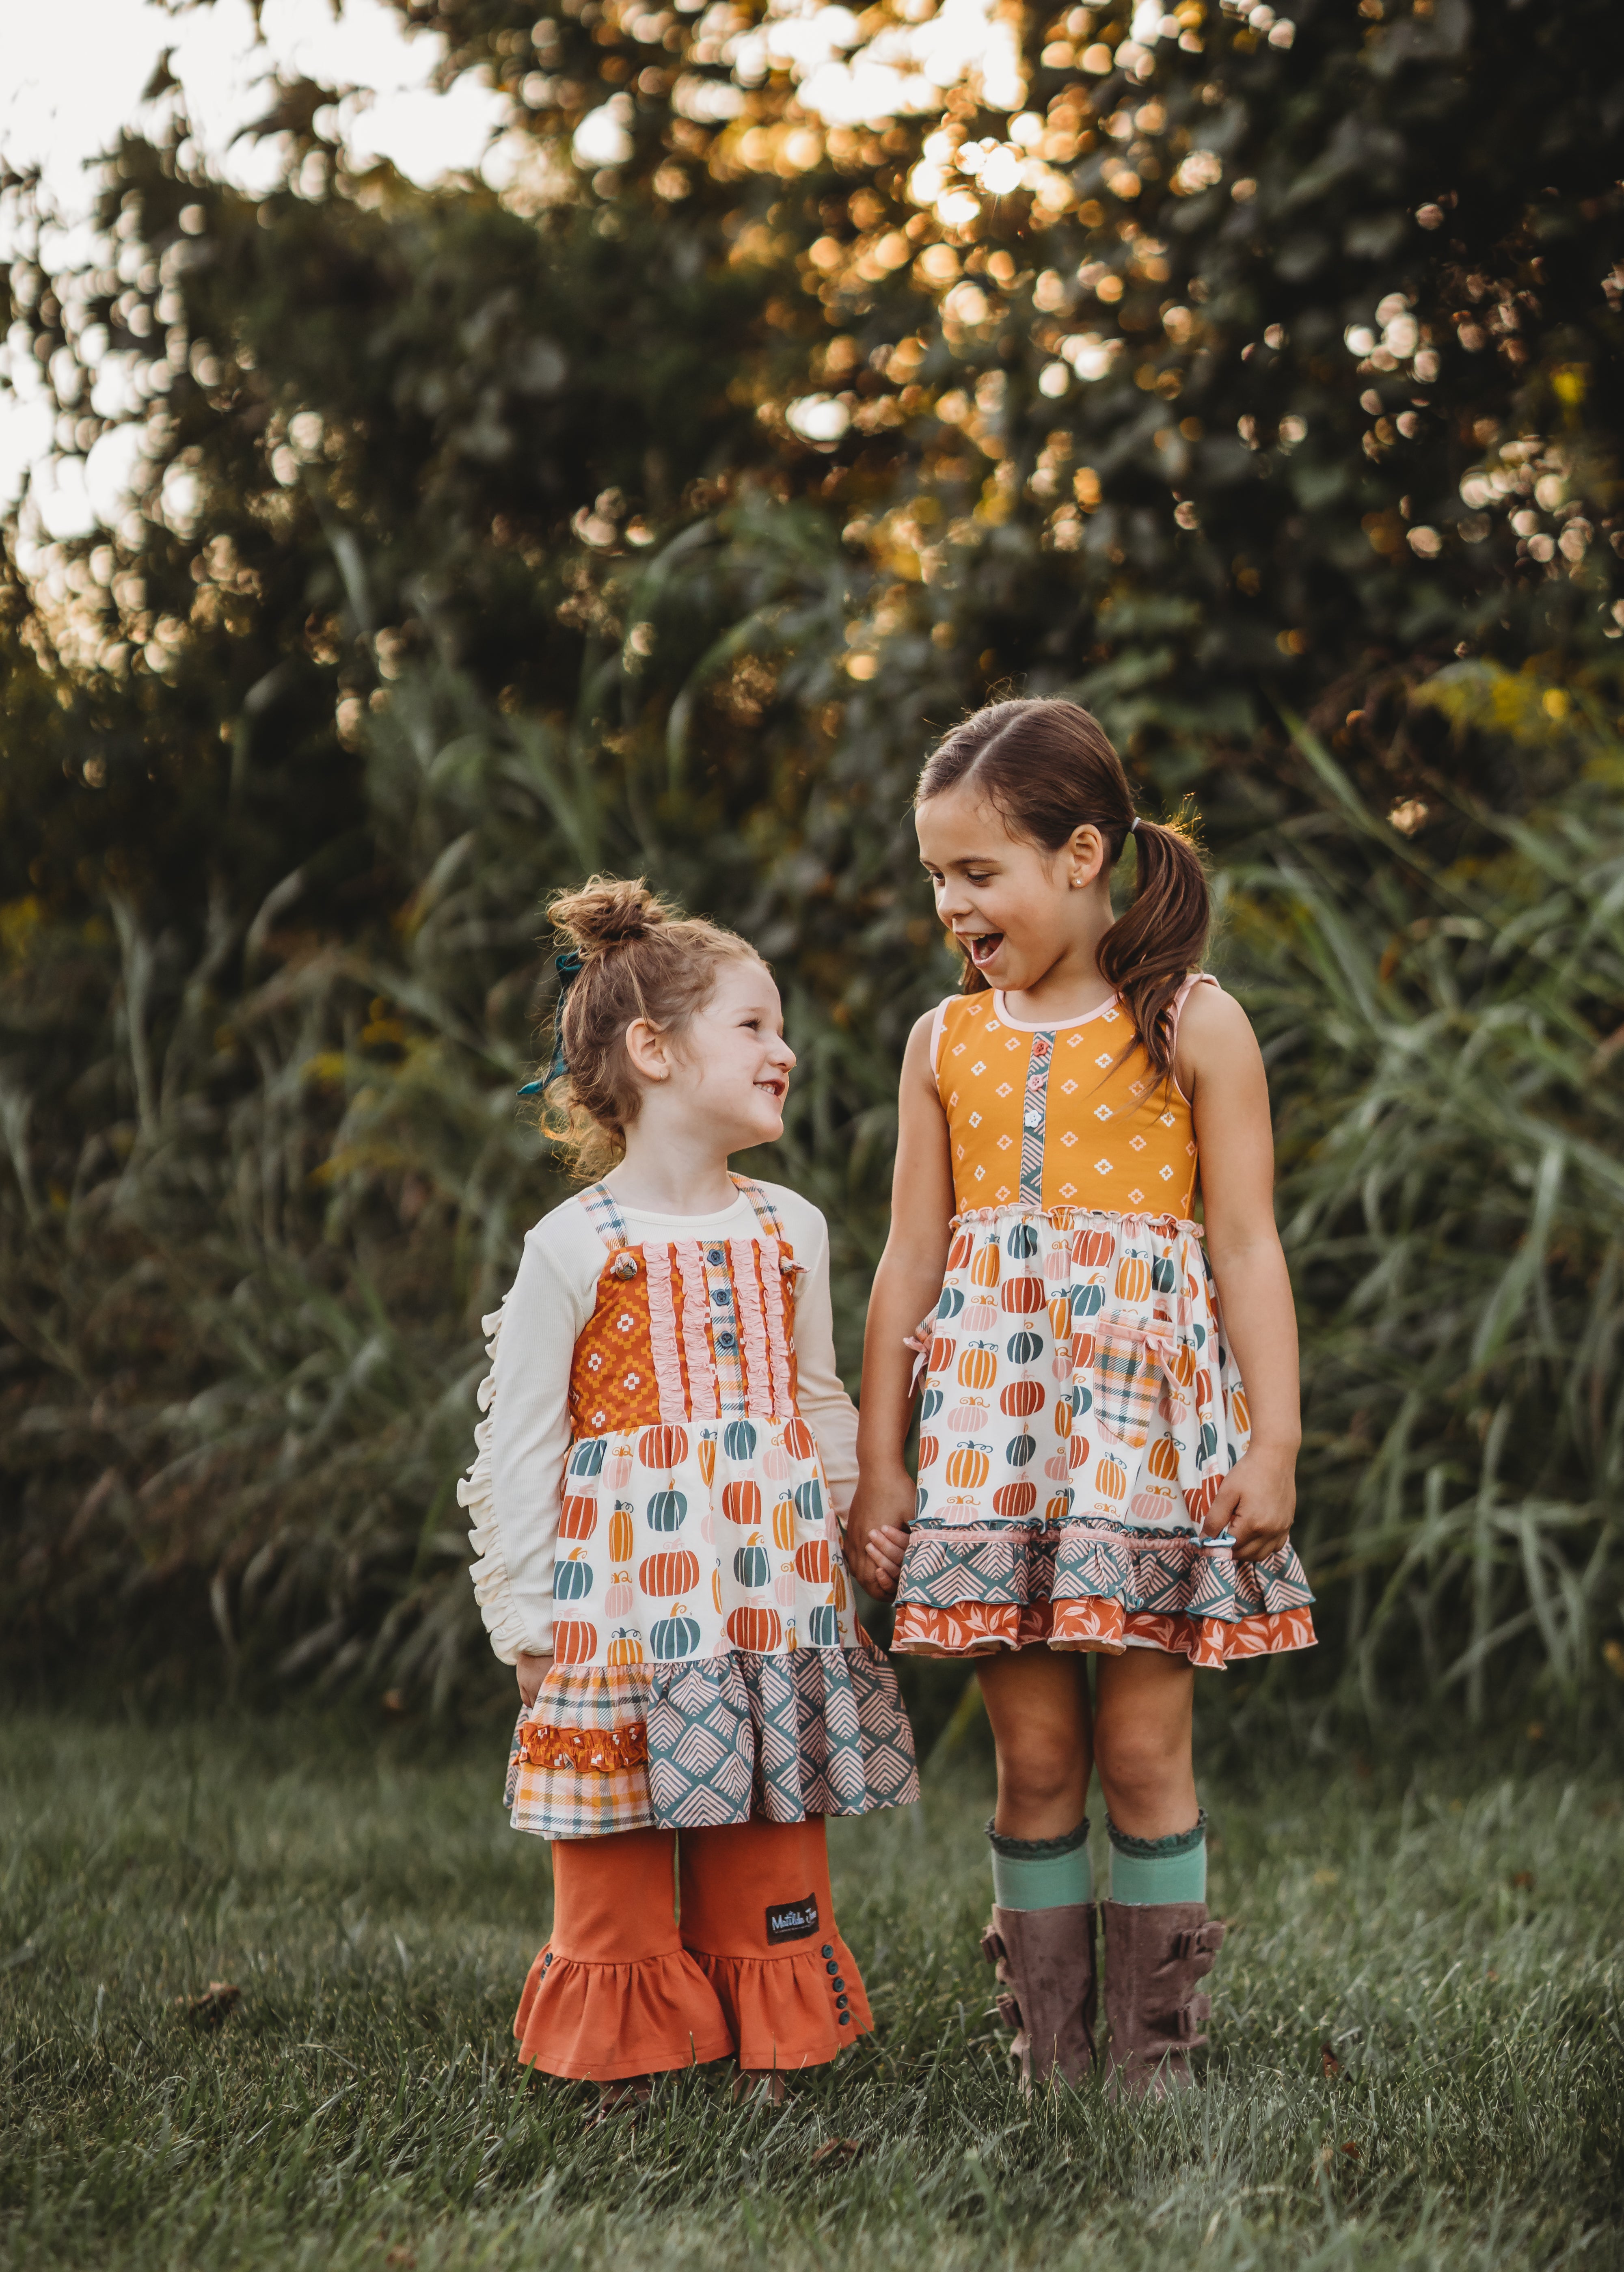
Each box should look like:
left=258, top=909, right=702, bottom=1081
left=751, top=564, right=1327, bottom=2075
left=730, top=1175, right=786, bottom=1238
left=1094, top=1311, right=1162, bottom=1448
left=1019, top=1030, right=1054, bottom=1203
left=578, top=1180, right=631, bottom=1250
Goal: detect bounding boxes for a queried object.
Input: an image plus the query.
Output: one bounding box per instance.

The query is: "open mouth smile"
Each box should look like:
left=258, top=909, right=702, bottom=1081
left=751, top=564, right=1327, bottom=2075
left=959, top=932, right=1004, bottom=967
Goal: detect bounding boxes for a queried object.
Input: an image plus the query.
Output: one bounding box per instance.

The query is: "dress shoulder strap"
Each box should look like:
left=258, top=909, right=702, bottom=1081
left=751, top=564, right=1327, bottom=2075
left=729, top=1173, right=786, bottom=1240
left=577, top=1180, right=631, bottom=1251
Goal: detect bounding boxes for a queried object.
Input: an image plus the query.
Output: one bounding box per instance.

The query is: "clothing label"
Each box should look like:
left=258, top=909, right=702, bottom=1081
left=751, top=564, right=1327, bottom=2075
left=764, top=1894, right=820, bottom=1945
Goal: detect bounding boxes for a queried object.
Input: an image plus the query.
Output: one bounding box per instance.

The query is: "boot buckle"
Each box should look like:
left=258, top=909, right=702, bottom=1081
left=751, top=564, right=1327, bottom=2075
left=1171, top=1994, right=1212, bottom=2041
left=994, top=1991, right=1023, bottom=2031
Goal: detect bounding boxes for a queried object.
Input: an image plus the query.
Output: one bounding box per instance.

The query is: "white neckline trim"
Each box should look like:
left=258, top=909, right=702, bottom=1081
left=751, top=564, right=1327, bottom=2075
left=610, top=1192, right=756, bottom=1230
left=990, top=989, right=1120, bottom=1034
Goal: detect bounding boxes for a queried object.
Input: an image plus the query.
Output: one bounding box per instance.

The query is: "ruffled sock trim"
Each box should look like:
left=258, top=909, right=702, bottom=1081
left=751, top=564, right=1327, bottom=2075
left=513, top=1944, right=736, bottom=2080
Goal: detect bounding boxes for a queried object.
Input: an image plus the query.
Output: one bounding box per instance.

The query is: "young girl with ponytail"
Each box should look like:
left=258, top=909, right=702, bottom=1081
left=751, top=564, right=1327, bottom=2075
left=463, top=879, right=916, bottom=2114
left=847, top=698, right=1313, bottom=2099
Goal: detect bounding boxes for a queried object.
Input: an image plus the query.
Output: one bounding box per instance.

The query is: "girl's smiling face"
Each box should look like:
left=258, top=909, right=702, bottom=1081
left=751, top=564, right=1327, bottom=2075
left=916, top=780, right=1110, bottom=995
left=667, top=957, right=795, bottom=1148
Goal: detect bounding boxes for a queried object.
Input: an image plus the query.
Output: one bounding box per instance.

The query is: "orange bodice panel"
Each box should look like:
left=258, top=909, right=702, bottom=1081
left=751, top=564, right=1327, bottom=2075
left=933, top=986, right=1201, bottom=1219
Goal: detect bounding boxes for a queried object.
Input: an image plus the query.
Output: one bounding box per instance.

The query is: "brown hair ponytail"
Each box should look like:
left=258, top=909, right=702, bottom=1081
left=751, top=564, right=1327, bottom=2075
left=532, top=875, right=760, bottom=1176
left=914, top=698, right=1210, bottom=1076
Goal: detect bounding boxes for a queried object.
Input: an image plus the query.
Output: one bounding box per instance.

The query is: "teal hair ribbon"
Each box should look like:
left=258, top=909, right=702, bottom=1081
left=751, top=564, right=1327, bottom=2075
left=517, top=947, right=584, bottom=1097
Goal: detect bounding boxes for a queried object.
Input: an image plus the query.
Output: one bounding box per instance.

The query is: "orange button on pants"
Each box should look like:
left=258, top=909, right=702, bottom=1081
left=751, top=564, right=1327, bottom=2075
left=514, top=1816, right=872, bottom=2082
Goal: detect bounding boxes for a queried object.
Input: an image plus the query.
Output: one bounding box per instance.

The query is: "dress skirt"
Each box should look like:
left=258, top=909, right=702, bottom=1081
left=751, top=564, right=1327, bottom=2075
left=891, top=1203, right=1316, bottom=1666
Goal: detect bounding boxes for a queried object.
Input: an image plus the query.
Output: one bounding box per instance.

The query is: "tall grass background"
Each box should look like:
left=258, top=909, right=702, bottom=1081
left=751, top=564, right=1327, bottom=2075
left=3, top=605, right=1622, bottom=1730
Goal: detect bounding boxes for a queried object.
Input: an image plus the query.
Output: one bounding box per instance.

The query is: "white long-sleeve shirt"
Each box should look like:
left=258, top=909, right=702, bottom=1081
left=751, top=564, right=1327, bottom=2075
left=462, top=1180, right=858, bottom=1664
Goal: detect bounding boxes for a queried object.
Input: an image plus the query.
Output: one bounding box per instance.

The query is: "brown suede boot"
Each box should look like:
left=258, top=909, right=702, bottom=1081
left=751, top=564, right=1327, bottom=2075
left=980, top=1904, right=1097, bottom=2090
left=1101, top=1901, right=1225, bottom=2100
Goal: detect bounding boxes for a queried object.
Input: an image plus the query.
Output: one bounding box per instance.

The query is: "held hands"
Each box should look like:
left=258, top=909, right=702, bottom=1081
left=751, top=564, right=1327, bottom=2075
left=1199, top=1443, right=1298, bottom=1565
left=515, top=1650, right=553, bottom=1707
left=844, top=1469, right=914, bottom=1599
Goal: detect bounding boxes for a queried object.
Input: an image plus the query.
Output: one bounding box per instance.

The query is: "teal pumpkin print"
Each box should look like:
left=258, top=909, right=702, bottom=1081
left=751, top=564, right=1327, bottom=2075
left=723, top=1419, right=758, bottom=1461
left=1006, top=1328, right=1043, bottom=1365
left=1199, top=1419, right=1219, bottom=1466
left=806, top=1603, right=840, bottom=1646
left=1074, top=1282, right=1106, bottom=1319
left=921, top=1385, right=944, bottom=1421
left=733, top=1540, right=771, bottom=1588
left=647, top=1488, right=687, bottom=1531
left=651, top=1611, right=702, bottom=1660
left=554, top=1556, right=594, bottom=1601
left=1007, top=1220, right=1041, bottom=1259
left=794, top=1478, right=825, bottom=1524
left=916, top=1485, right=929, bottom=1518
left=568, top=1439, right=606, bottom=1479
left=937, top=1285, right=964, bottom=1321
left=1007, top=1432, right=1037, bottom=1468
left=1068, top=1380, right=1093, bottom=1416
left=1151, top=1255, right=1177, bottom=1294
left=1193, top=1320, right=1207, bottom=1348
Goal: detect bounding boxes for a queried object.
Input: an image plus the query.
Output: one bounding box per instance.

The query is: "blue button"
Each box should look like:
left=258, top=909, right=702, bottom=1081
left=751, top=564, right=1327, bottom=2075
left=707, top=1247, right=725, bottom=1266
left=838, top=2013, right=851, bottom=2026
left=717, top=1332, right=736, bottom=1352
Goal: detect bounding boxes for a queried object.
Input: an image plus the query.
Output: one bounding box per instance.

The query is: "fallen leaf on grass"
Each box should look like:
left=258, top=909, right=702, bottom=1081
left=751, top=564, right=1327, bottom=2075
left=1320, top=2044, right=1340, bottom=2077
left=384, top=2250, right=416, bottom=2268
left=1341, top=2141, right=1361, bottom=2160
left=810, top=2138, right=866, bottom=2168
left=181, top=1982, right=242, bottom=2028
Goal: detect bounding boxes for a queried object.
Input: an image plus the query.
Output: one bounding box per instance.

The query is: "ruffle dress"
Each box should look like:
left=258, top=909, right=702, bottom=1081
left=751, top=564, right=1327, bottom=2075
left=892, top=981, right=1316, bottom=1666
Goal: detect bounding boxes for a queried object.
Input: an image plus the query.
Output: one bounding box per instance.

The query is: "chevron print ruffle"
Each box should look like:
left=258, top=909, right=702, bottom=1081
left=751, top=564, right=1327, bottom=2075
left=507, top=1637, right=918, bottom=1839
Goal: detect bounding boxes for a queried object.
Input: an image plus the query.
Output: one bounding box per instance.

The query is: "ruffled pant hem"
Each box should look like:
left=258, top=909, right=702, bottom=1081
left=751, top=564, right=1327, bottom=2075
left=514, top=1948, right=736, bottom=2081
left=693, top=1935, right=872, bottom=2069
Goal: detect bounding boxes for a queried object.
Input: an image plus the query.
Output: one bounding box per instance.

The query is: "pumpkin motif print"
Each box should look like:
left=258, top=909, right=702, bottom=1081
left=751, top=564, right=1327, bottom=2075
left=893, top=984, right=1317, bottom=1669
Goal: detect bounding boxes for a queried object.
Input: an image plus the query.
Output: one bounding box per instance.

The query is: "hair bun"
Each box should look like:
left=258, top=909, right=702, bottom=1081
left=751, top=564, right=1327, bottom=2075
left=548, top=875, right=669, bottom=955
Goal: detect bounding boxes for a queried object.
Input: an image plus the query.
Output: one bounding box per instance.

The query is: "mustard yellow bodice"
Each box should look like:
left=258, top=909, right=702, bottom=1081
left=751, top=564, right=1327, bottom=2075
left=932, top=983, right=1205, bottom=1219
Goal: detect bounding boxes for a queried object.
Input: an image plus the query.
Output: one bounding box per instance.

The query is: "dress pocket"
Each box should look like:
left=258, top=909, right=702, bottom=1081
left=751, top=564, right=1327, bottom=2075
left=1092, top=1311, right=1164, bottom=1450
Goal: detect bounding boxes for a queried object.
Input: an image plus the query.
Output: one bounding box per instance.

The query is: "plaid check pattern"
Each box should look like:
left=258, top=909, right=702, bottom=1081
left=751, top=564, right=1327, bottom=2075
left=1094, top=1312, right=1162, bottom=1449
left=1019, top=1030, right=1054, bottom=1203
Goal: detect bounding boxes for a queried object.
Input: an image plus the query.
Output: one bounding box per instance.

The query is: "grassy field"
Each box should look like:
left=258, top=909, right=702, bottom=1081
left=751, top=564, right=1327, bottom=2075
left=1, top=1707, right=1620, bottom=2272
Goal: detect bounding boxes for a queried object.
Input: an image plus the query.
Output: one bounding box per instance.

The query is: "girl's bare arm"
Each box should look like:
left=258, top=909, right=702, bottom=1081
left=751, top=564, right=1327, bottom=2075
left=1176, top=987, right=1301, bottom=1564
left=846, top=1012, right=956, bottom=1596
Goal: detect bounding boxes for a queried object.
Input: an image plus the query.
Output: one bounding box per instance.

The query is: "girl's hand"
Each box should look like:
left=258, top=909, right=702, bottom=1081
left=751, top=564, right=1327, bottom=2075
left=515, top=1650, right=554, bottom=1708
left=1201, top=1445, right=1297, bottom=1565
left=844, top=1470, right=914, bottom=1599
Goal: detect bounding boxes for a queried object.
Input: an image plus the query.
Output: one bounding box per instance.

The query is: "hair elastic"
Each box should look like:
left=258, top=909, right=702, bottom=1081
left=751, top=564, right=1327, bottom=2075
left=517, top=947, right=585, bottom=1097
left=1130, top=816, right=1141, bottom=832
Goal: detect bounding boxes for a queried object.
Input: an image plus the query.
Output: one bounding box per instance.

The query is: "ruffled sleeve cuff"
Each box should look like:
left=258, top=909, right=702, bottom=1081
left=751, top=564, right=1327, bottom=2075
left=459, top=1306, right=556, bottom=1664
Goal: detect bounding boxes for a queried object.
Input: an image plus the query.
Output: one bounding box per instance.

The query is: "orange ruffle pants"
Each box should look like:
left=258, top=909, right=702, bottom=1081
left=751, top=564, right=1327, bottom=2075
left=514, top=1816, right=872, bottom=2082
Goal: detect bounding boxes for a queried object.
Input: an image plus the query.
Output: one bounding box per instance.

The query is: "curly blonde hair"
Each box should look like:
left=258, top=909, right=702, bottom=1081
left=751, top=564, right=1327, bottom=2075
left=533, top=875, right=761, bottom=1178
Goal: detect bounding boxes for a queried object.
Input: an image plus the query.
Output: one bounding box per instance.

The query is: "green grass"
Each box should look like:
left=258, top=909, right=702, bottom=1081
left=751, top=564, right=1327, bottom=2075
left=2, top=1710, right=1621, bottom=2271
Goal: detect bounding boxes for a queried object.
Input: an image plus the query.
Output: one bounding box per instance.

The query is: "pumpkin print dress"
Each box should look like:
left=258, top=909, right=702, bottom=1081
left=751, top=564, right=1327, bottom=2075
left=892, top=979, right=1316, bottom=1665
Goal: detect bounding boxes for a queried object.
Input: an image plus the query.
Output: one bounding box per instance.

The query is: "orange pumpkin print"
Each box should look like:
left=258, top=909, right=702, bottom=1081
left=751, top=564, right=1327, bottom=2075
left=698, top=1434, right=717, bottom=1485
left=727, top=1604, right=783, bottom=1652
left=782, top=1417, right=815, bottom=1459
left=795, top=1538, right=831, bottom=1585
left=1047, top=1296, right=1071, bottom=1341
left=1097, top=1456, right=1128, bottom=1499
left=722, top=1479, right=762, bottom=1527
left=1114, top=1257, right=1152, bottom=1302
left=713, top=1567, right=724, bottom=1613
left=1071, top=1331, right=1096, bottom=1373
left=1054, top=1399, right=1073, bottom=1439
left=608, top=1506, right=634, bottom=1563
left=1068, top=1432, right=1091, bottom=1471
left=993, top=1479, right=1037, bottom=1520
left=946, top=1443, right=992, bottom=1490
left=1168, top=1342, right=1196, bottom=1388
left=918, top=1433, right=941, bottom=1469
left=638, top=1423, right=689, bottom=1469
left=1001, top=1274, right=1044, bottom=1315
left=957, top=1343, right=998, bottom=1390
left=929, top=1333, right=957, bottom=1375
left=970, top=1240, right=1002, bottom=1288
left=553, top=1618, right=597, bottom=1665
left=771, top=1495, right=797, bottom=1551
left=559, top=1493, right=598, bottom=1541
left=1148, top=1434, right=1181, bottom=1481
left=1000, top=1378, right=1045, bottom=1417
left=1232, top=1387, right=1251, bottom=1434
left=606, top=1631, right=644, bottom=1665
left=947, top=1228, right=974, bottom=1271
left=833, top=1564, right=849, bottom=1609
left=1074, top=1226, right=1115, bottom=1269
left=639, top=1548, right=701, bottom=1596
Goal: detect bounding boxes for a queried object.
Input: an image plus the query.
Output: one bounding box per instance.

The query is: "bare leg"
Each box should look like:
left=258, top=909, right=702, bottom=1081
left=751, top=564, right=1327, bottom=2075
left=1091, top=1649, right=1197, bottom=1839
left=975, top=1647, right=1094, bottom=1840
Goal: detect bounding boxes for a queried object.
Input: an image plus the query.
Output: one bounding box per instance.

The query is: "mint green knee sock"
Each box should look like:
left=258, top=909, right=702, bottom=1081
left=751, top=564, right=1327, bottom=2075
left=1107, top=1810, right=1207, bottom=1905
left=987, top=1817, right=1093, bottom=1910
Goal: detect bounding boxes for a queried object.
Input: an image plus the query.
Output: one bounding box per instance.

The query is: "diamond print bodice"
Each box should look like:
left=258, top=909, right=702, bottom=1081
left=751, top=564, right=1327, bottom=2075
left=933, top=987, right=1201, bottom=1219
